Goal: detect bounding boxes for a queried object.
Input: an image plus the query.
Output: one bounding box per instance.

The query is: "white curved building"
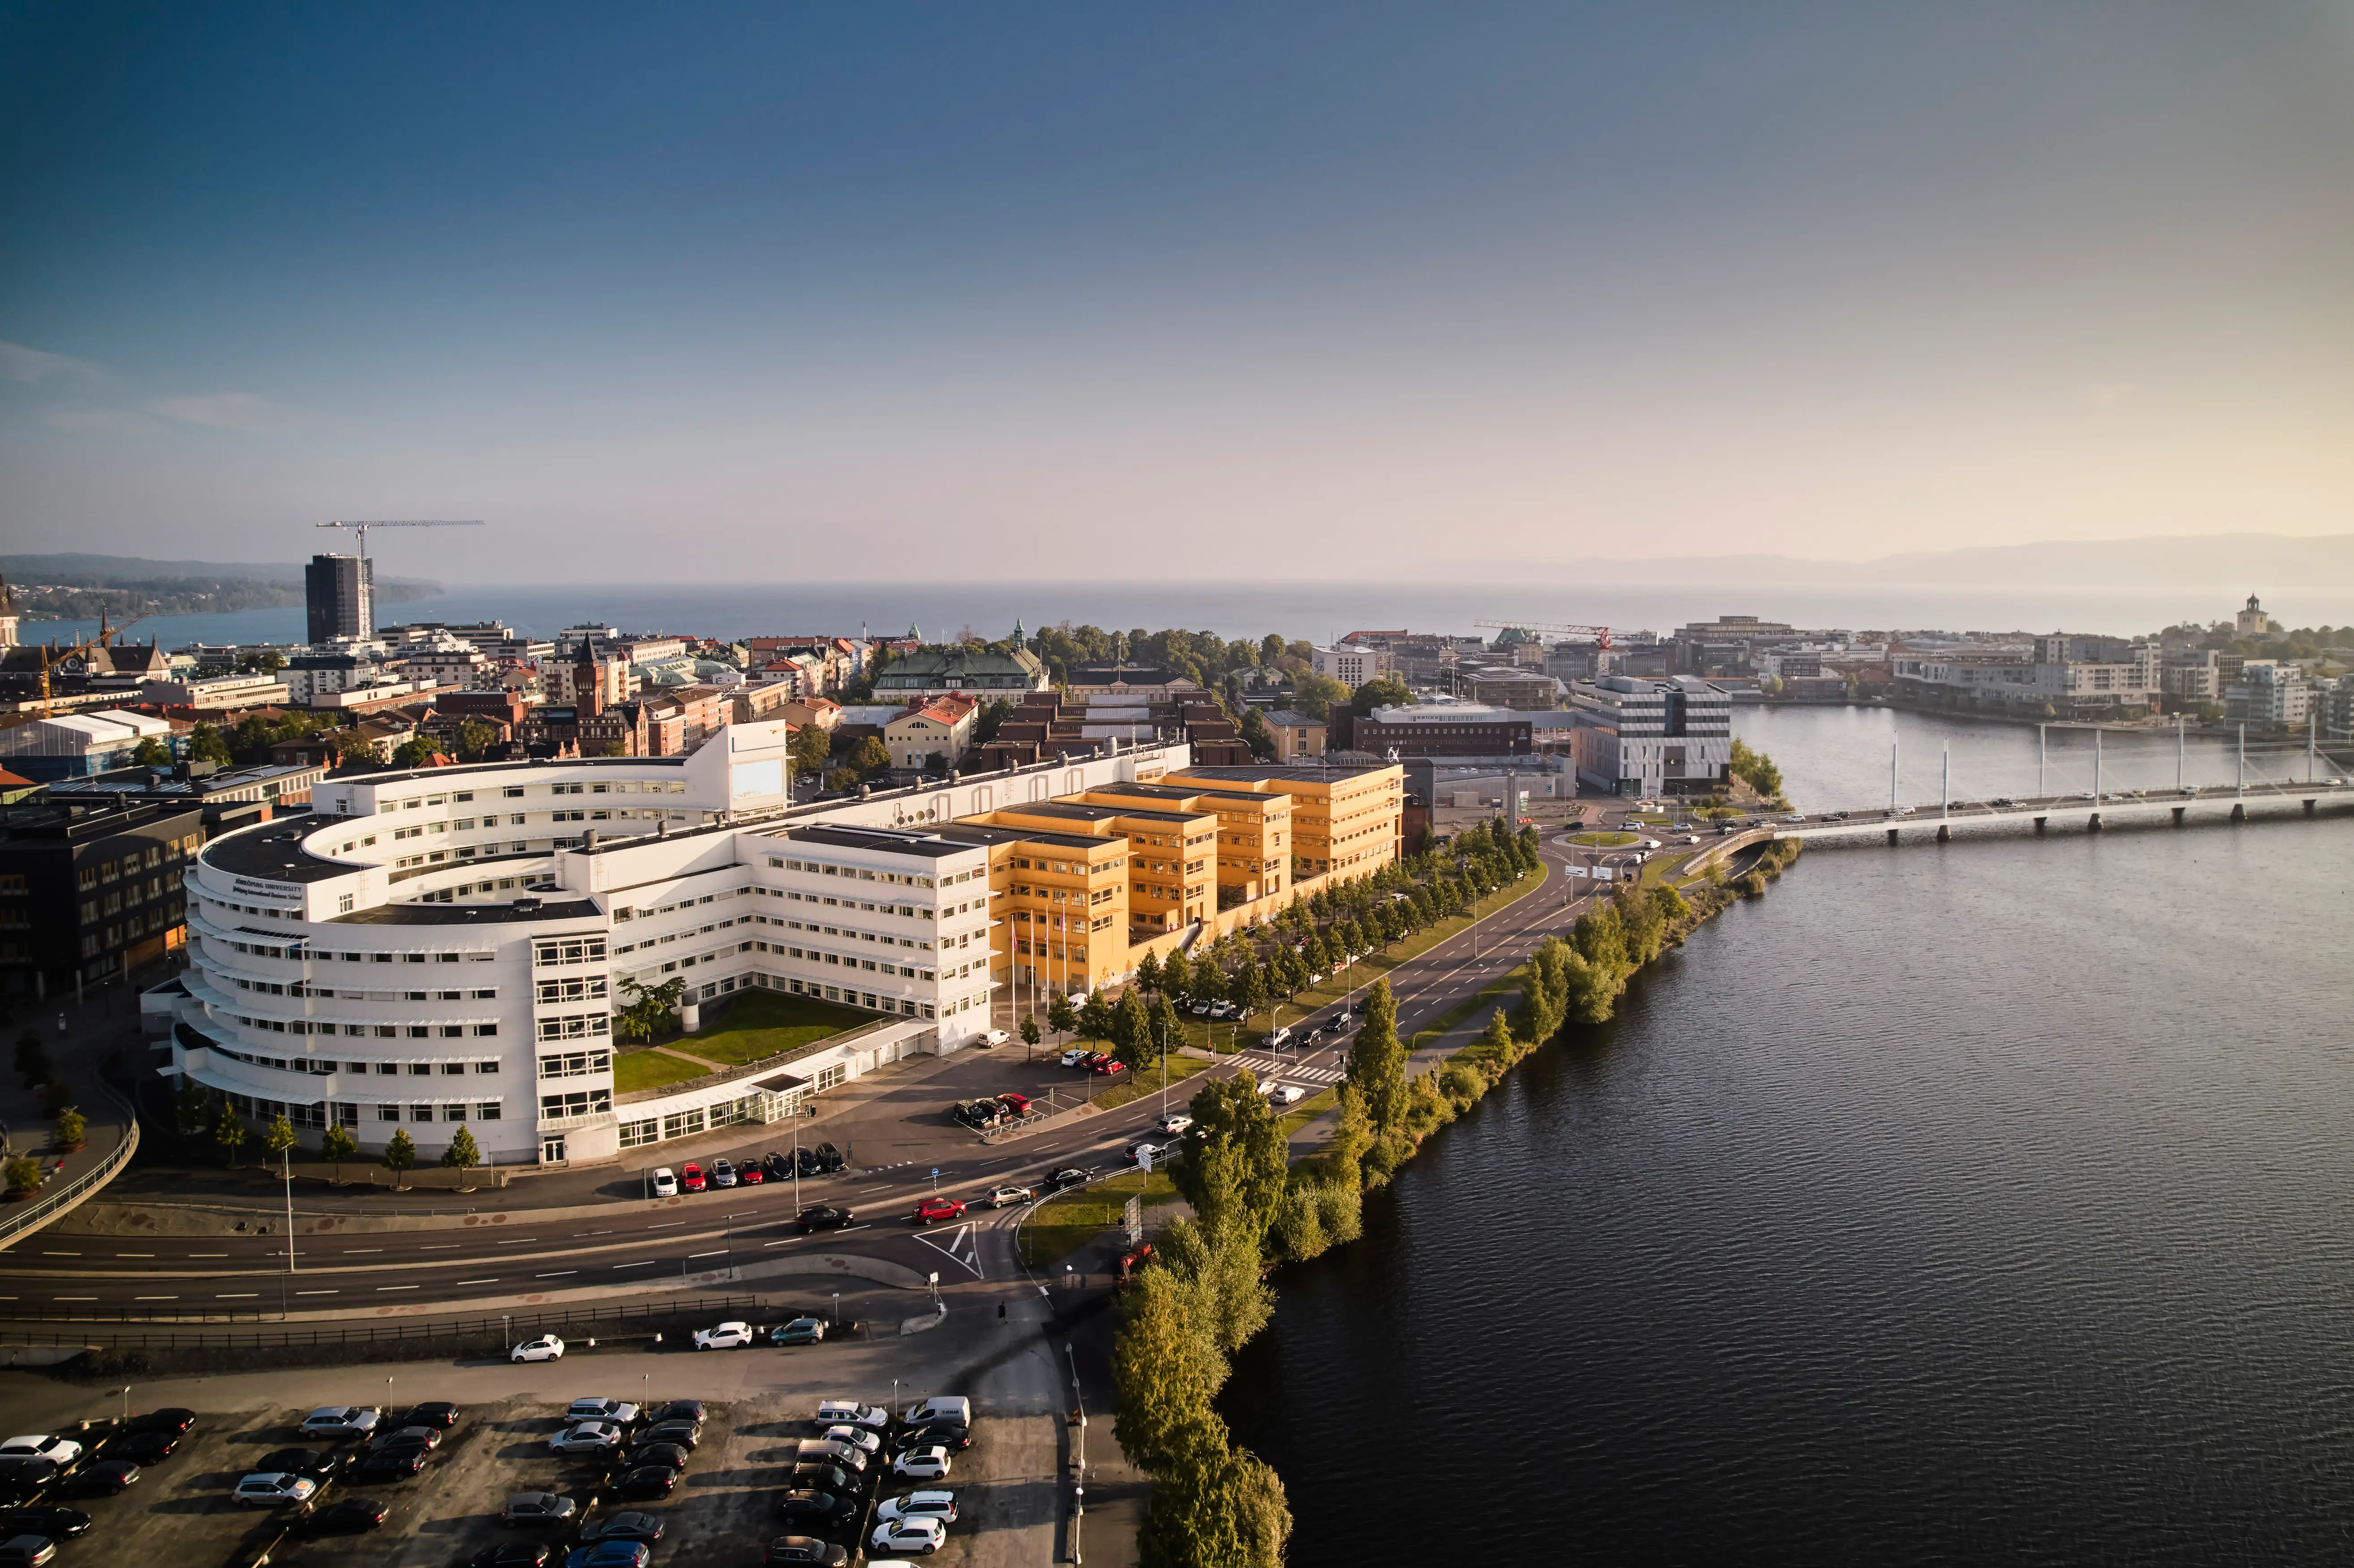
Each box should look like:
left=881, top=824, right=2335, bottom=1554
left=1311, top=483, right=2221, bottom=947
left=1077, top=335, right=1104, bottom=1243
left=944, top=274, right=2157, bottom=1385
left=172, top=720, right=1186, bottom=1166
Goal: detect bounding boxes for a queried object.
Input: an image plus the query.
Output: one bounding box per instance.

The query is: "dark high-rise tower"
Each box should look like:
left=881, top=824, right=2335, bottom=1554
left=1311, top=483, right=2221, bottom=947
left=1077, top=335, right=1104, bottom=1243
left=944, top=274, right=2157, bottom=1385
left=305, top=553, right=374, bottom=643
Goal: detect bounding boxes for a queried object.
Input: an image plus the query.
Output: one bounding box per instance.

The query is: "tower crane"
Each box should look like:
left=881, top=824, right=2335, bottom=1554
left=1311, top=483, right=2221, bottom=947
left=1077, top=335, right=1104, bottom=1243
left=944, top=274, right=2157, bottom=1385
left=1472, top=618, right=1614, bottom=649
left=33, top=611, right=150, bottom=718
left=316, top=519, right=484, bottom=558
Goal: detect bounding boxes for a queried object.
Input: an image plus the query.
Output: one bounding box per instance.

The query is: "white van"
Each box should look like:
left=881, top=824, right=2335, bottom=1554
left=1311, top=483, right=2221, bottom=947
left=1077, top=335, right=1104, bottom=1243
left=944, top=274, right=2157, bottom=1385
left=902, top=1396, right=971, bottom=1428
left=1265, top=1026, right=1292, bottom=1051
left=651, top=1168, right=678, bottom=1199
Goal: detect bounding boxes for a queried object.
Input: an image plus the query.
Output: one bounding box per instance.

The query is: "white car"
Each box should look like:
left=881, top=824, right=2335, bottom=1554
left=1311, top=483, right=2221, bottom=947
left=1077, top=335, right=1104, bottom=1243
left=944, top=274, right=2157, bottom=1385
left=823, top=1424, right=882, bottom=1456
left=692, top=1321, right=755, bottom=1351
left=984, top=1184, right=1035, bottom=1208
left=982, top=1029, right=1010, bottom=1046
left=816, top=1401, right=889, bottom=1430
left=878, top=1490, right=959, bottom=1526
left=872, top=1517, right=949, bottom=1555
left=565, top=1399, right=640, bottom=1425
left=1059, top=1048, right=1090, bottom=1067
left=892, top=1444, right=952, bottom=1481
left=0, top=1436, right=78, bottom=1468
left=297, top=1407, right=381, bottom=1439
left=651, top=1167, right=678, bottom=1198
left=234, top=1473, right=318, bottom=1507
left=511, top=1334, right=566, bottom=1363
left=548, top=1421, right=626, bottom=1455
left=1157, top=1113, right=1193, bottom=1135
left=1264, top=1084, right=1306, bottom=1106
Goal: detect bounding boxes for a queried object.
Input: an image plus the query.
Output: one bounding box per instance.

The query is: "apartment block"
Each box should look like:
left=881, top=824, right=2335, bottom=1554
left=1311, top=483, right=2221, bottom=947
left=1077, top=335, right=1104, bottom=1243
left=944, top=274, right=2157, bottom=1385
left=1564, top=676, right=1734, bottom=797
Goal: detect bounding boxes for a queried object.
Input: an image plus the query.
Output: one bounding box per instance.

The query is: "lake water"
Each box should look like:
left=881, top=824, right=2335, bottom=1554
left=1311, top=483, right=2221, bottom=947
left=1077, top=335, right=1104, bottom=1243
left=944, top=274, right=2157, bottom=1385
left=1222, top=707, right=2354, bottom=1564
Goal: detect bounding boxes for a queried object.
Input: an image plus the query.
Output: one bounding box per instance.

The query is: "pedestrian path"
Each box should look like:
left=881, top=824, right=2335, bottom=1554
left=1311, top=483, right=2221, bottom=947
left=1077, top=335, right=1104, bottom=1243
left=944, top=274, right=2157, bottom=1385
left=1236, top=1054, right=1343, bottom=1085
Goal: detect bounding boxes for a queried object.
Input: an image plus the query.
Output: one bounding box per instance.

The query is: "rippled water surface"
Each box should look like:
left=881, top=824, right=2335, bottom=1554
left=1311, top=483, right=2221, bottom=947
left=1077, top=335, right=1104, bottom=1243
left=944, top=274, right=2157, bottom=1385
left=1224, top=736, right=2354, bottom=1563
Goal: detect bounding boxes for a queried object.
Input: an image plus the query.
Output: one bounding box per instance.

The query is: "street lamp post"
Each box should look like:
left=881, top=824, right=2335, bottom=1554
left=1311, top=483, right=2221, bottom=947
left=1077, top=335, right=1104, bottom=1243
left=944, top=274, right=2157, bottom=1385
left=1065, top=1340, right=1087, bottom=1566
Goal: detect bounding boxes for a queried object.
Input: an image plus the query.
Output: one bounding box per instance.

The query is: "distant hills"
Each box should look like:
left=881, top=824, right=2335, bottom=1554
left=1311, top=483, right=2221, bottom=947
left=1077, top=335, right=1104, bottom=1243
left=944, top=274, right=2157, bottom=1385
left=1554, top=533, right=2354, bottom=591
left=1, top=553, right=441, bottom=621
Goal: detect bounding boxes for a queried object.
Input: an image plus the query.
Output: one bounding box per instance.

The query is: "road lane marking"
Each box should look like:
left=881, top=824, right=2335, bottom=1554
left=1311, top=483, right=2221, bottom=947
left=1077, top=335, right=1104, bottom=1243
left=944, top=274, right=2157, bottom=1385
left=297, top=1290, right=338, bottom=1296
left=419, top=1244, right=459, bottom=1251
left=646, top=1222, right=683, bottom=1230
left=687, top=1251, right=725, bottom=1260
left=218, top=1293, right=258, bottom=1298
left=378, top=1285, right=418, bottom=1291
left=189, top=1253, right=226, bottom=1258
left=455, top=1278, right=498, bottom=1285
left=53, top=1296, right=95, bottom=1301
left=494, top=1238, right=540, bottom=1245
left=535, top=1271, right=576, bottom=1278
left=342, top=1248, right=383, bottom=1254
left=115, top=1252, right=152, bottom=1258
left=134, top=1295, right=176, bottom=1301
left=613, top=1260, right=656, bottom=1269
left=41, top=1251, right=78, bottom=1256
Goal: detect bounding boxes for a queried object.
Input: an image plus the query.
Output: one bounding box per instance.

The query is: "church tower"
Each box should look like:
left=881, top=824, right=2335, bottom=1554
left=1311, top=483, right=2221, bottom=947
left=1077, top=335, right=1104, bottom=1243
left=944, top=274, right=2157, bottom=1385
left=0, top=572, right=17, bottom=650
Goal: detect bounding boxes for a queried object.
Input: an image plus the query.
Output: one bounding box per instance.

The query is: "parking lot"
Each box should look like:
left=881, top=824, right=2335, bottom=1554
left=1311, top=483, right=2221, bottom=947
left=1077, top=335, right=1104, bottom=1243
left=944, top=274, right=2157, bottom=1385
left=9, top=1373, right=1034, bottom=1568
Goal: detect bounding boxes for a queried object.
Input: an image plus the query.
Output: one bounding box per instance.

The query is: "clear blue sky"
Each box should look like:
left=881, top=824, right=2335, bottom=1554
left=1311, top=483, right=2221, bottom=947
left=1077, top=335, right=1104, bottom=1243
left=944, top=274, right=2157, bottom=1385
left=3, top=2, right=2350, bottom=583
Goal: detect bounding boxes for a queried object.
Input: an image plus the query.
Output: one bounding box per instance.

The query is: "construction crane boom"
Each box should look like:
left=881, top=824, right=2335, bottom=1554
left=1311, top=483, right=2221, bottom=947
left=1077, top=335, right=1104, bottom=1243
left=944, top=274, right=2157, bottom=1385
left=36, top=611, right=150, bottom=718
left=317, top=519, right=485, bottom=558
left=1473, top=618, right=1614, bottom=649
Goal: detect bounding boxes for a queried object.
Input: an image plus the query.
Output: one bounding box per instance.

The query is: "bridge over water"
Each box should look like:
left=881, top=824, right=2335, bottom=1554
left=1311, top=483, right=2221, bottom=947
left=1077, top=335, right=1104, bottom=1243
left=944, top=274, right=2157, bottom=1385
left=1783, top=779, right=2354, bottom=847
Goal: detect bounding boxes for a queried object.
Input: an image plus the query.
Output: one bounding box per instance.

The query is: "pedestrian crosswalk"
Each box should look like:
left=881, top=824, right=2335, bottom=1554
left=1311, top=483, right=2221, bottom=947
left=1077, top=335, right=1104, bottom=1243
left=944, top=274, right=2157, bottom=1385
left=1237, top=1054, right=1344, bottom=1085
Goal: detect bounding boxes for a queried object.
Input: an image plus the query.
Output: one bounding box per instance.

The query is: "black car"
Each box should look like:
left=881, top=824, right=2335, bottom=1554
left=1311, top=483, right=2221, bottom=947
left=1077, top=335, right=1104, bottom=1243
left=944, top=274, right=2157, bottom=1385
left=399, top=1402, right=461, bottom=1430
left=777, top=1489, right=860, bottom=1529
left=0, top=1465, right=59, bottom=1506
left=368, top=1427, right=442, bottom=1455
left=61, top=1460, right=138, bottom=1496
left=765, top=1538, right=850, bottom=1568
left=895, top=1422, right=971, bottom=1453
left=101, top=1430, right=179, bottom=1464
left=0, top=1510, right=89, bottom=1542
left=650, top=1401, right=707, bottom=1428
left=809, top=1142, right=845, bottom=1173
left=638, top=1421, right=700, bottom=1451
left=797, top=1205, right=855, bottom=1234
left=1043, top=1166, right=1089, bottom=1193
left=606, top=1466, right=678, bottom=1500
left=468, top=1546, right=552, bottom=1568
left=292, top=1497, right=391, bottom=1534
left=577, top=1512, right=665, bottom=1545
left=127, top=1409, right=196, bottom=1435
left=621, top=1442, right=690, bottom=1473
left=786, top=1464, right=854, bottom=1496
left=352, top=1448, right=426, bottom=1481
left=258, top=1448, right=346, bottom=1482
left=951, top=1100, right=1001, bottom=1130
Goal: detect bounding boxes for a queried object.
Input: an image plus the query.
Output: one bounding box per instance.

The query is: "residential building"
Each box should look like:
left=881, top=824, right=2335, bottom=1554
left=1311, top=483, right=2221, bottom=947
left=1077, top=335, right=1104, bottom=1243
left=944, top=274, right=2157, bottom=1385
left=1892, top=637, right=2160, bottom=718
left=1065, top=665, right=1198, bottom=700
left=283, top=648, right=381, bottom=705
left=777, top=698, right=842, bottom=733
left=640, top=686, right=733, bottom=756
left=1352, top=704, right=1534, bottom=758
left=137, top=672, right=292, bottom=712
left=1564, top=677, right=1735, bottom=797
left=2328, top=676, right=2353, bottom=741
left=1261, top=709, right=1327, bottom=762
left=1, top=797, right=202, bottom=997
left=871, top=647, right=1049, bottom=699
left=0, top=709, right=177, bottom=782
left=305, top=554, right=374, bottom=642
left=886, top=695, right=978, bottom=775
left=2224, top=661, right=2310, bottom=730
left=1310, top=643, right=1392, bottom=687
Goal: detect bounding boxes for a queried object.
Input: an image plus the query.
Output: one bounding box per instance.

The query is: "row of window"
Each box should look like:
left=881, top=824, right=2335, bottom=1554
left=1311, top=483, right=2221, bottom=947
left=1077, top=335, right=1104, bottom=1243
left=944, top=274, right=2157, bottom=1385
left=536, top=1011, right=612, bottom=1041
left=205, top=1044, right=502, bottom=1075
left=538, top=1049, right=610, bottom=1079
left=73, top=838, right=189, bottom=893
left=765, top=854, right=972, bottom=889
left=541, top=1088, right=614, bottom=1122
left=219, top=1013, right=498, bottom=1039
left=223, top=975, right=498, bottom=1002
left=207, top=933, right=494, bottom=964
left=533, top=937, right=608, bottom=967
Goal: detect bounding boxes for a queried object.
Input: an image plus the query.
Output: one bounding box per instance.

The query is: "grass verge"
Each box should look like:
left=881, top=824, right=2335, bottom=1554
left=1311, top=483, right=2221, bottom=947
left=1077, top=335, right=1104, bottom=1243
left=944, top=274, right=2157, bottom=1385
left=684, top=990, right=869, bottom=1066
left=613, top=1050, right=711, bottom=1093
left=1019, top=1166, right=1181, bottom=1268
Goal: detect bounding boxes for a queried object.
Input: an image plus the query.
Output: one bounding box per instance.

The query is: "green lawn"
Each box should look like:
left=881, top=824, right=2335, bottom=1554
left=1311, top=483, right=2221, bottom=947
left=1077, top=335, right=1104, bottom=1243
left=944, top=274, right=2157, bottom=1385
left=1274, top=1084, right=1339, bottom=1138
left=614, top=1050, right=710, bottom=1094
left=1567, top=831, right=1639, bottom=848
left=1020, top=1165, right=1180, bottom=1268
left=685, top=990, right=868, bottom=1067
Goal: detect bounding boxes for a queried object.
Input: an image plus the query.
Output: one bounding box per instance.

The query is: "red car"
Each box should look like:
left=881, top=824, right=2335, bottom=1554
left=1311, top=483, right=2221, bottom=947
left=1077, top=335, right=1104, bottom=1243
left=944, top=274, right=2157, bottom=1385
left=739, top=1164, right=765, bottom=1185
left=1091, top=1059, right=1125, bottom=1076
left=680, top=1163, right=707, bottom=1193
left=996, top=1092, right=1032, bottom=1115
left=910, top=1197, right=967, bottom=1226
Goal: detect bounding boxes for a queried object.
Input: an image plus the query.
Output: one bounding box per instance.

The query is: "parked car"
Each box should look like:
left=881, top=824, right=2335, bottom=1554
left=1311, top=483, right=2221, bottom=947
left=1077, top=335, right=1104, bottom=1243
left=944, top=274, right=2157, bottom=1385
left=981, top=1029, right=1010, bottom=1047
left=777, top=1489, right=860, bottom=1529
left=797, top=1205, right=855, bottom=1234
left=903, top=1396, right=971, bottom=1428
left=602, top=1468, right=677, bottom=1502
left=952, top=1101, right=1001, bottom=1131
left=1060, top=1047, right=1093, bottom=1066
left=984, top=1184, right=1035, bottom=1208
left=878, top=1490, right=959, bottom=1526
left=501, top=1492, right=579, bottom=1528
left=292, top=1496, right=392, bottom=1534
left=771, top=1318, right=827, bottom=1347
left=233, top=1473, right=319, bottom=1508
left=1076, top=1051, right=1108, bottom=1070
left=511, top=1335, right=565, bottom=1364
left=765, top=1538, right=850, bottom=1568
left=711, top=1157, right=739, bottom=1188
left=0, top=1538, right=56, bottom=1568
left=741, top=1162, right=766, bottom=1185
left=996, top=1091, right=1032, bottom=1115
left=258, top=1448, right=346, bottom=1482
left=399, top=1402, right=462, bottom=1430
left=352, top=1449, right=425, bottom=1482
left=1091, top=1058, right=1125, bottom=1076
left=897, top=1422, right=971, bottom=1453
left=1187, top=1001, right=1212, bottom=1017
left=815, top=1400, right=886, bottom=1429
left=807, top=1142, right=846, bottom=1173
left=471, top=1546, right=553, bottom=1568
left=821, top=1425, right=881, bottom=1457
left=892, top=1446, right=953, bottom=1481
left=127, top=1409, right=195, bottom=1435
left=692, top=1321, right=756, bottom=1351
left=0, top=1444, right=73, bottom=1471
left=0, top=1475, right=54, bottom=1510
left=577, top=1512, right=664, bottom=1545
left=910, top=1197, right=966, bottom=1225
left=565, top=1543, right=653, bottom=1568
left=564, top=1400, right=640, bottom=1425
left=1209, top=1000, right=1236, bottom=1020
left=547, top=1423, right=626, bottom=1456
left=638, top=1421, right=700, bottom=1451
left=787, top=1464, right=855, bottom=1496
left=60, top=1461, right=138, bottom=1496
left=0, top=1512, right=86, bottom=1544
left=650, top=1168, right=678, bottom=1198
left=1157, top=1112, right=1193, bottom=1135
left=620, top=1442, right=691, bottom=1474
left=652, top=1401, right=709, bottom=1428
left=369, top=1426, right=443, bottom=1453
left=297, top=1408, right=381, bottom=1441
left=871, top=1517, right=948, bottom=1555
left=101, top=1430, right=179, bottom=1465
left=680, top=1163, right=707, bottom=1192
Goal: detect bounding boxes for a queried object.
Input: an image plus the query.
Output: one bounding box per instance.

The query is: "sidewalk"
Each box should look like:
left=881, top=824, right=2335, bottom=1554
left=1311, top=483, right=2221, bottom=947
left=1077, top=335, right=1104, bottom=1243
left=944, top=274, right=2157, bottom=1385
left=0, top=968, right=150, bottom=1245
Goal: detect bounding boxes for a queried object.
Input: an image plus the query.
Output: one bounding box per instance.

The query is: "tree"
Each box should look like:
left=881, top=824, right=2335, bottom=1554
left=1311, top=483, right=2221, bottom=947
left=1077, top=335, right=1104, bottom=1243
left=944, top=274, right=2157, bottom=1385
left=187, top=723, right=232, bottom=764
left=3, top=1157, right=40, bottom=1198
left=849, top=735, right=892, bottom=780
left=1729, top=737, right=1786, bottom=802
left=383, top=1127, right=417, bottom=1185
left=1155, top=1216, right=1276, bottom=1355
left=1288, top=670, right=1349, bottom=722
left=1238, top=707, right=1275, bottom=758
left=1048, top=992, right=1079, bottom=1042
left=213, top=1103, right=248, bottom=1168
left=789, top=722, right=832, bottom=780
left=974, top=697, right=1014, bottom=744
left=52, top=1108, right=86, bottom=1150
left=1135, top=950, right=1164, bottom=995
left=442, top=1124, right=481, bottom=1170
left=320, top=1122, right=359, bottom=1170
left=333, top=728, right=381, bottom=767
left=172, top=1076, right=210, bottom=1136
left=616, top=975, right=687, bottom=1042
left=1079, top=990, right=1117, bottom=1045
left=1018, top=1013, right=1042, bottom=1058
left=1111, top=1267, right=1228, bottom=1475
left=390, top=737, right=442, bottom=769
left=131, top=736, right=172, bottom=767
left=1175, top=1073, right=1289, bottom=1247
left=1348, top=673, right=1413, bottom=716
left=1344, top=979, right=1408, bottom=1134
left=1149, top=995, right=1186, bottom=1065
left=1237, top=964, right=1270, bottom=1032
left=261, top=1113, right=298, bottom=1164
left=456, top=718, right=500, bottom=762
left=1161, top=948, right=1192, bottom=1005
left=239, top=648, right=286, bottom=675
left=1111, top=987, right=1153, bottom=1070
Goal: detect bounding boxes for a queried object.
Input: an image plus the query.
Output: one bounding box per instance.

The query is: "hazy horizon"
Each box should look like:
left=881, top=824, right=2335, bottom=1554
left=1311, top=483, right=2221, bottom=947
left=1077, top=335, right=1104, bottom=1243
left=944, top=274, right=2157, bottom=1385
left=4, top=4, right=2351, bottom=587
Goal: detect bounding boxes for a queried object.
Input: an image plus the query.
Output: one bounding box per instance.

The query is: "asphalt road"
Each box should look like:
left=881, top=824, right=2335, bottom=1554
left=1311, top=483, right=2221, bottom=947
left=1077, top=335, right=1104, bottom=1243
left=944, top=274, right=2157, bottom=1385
left=0, top=835, right=1599, bottom=1316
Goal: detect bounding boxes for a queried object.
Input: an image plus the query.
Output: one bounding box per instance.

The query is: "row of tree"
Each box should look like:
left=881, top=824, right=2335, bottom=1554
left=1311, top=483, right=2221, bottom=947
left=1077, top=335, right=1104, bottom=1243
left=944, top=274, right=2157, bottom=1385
left=173, top=1079, right=482, bottom=1178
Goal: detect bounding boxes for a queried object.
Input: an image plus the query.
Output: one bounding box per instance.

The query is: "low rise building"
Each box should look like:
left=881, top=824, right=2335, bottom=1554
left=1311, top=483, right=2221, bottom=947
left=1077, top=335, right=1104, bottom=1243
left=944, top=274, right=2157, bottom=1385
left=1564, top=677, right=1734, bottom=797
left=1353, top=704, right=1534, bottom=758
left=1469, top=671, right=1559, bottom=711
left=1261, top=709, right=1327, bottom=762
left=1310, top=643, right=1392, bottom=687
left=872, top=647, right=1049, bottom=700
left=0, top=709, right=176, bottom=781
left=139, top=672, right=293, bottom=712
left=886, top=695, right=979, bottom=775
left=1, top=797, right=202, bottom=997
